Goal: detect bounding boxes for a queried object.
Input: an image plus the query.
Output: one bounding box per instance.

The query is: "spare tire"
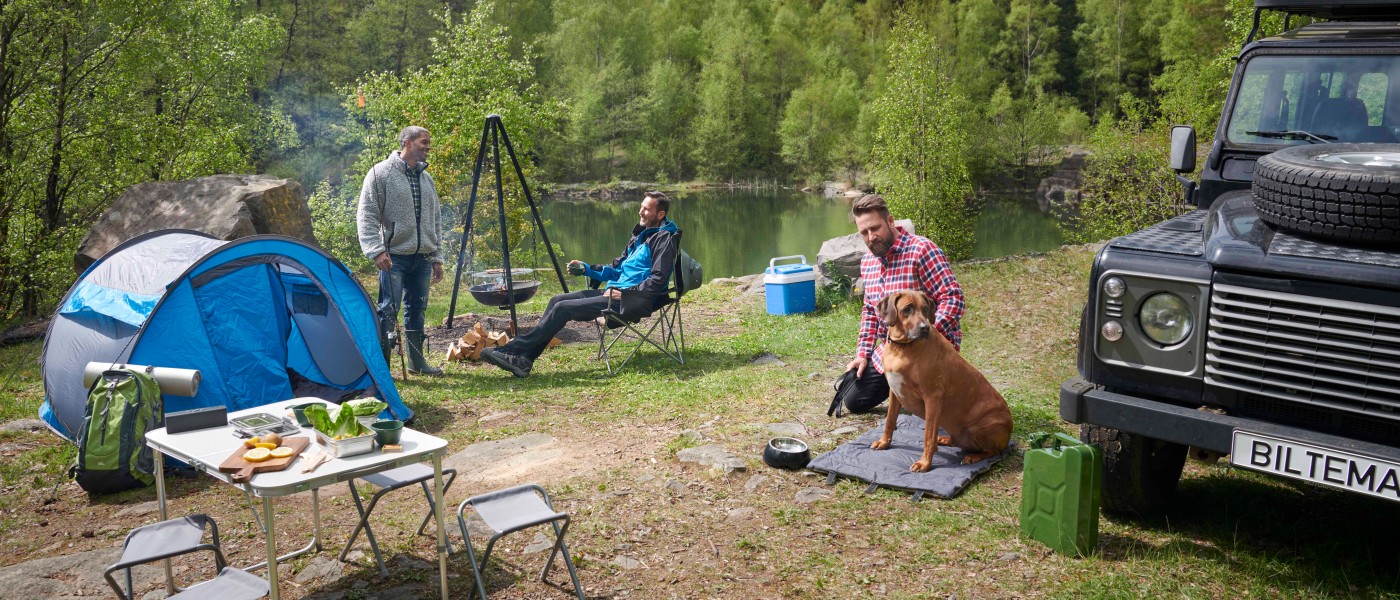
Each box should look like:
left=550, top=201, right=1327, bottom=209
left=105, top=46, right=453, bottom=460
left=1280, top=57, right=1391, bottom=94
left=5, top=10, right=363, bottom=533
left=1252, top=143, right=1400, bottom=244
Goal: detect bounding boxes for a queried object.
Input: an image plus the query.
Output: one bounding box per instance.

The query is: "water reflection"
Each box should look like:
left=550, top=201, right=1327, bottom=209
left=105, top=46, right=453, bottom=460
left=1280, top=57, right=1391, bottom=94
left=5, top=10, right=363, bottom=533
left=539, top=190, right=1063, bottom=282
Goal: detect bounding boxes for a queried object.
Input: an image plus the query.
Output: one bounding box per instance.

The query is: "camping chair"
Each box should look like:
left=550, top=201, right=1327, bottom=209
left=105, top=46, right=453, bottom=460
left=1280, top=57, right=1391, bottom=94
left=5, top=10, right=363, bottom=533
left=593, top=231, right=687, bottom=374
left=455, top=483, right=584, bottom=600
left=339, top=463, right=458, bottom=576
left=104, top=514, right=268, bottom=599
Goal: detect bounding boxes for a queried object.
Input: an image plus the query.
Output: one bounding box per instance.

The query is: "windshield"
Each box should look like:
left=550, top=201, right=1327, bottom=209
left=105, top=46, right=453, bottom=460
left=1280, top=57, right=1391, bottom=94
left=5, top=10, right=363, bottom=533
left=1226, top=54, right=1400, bottom=146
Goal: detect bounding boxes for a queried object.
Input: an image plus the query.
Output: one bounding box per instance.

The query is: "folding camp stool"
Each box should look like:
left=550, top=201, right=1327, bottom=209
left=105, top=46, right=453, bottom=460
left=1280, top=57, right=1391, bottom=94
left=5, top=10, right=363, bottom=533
left=339, top=463, right=457, bottom=576
left=456, top=483, right=585, bottom=600
left=104, top=514, right=268, bottom=600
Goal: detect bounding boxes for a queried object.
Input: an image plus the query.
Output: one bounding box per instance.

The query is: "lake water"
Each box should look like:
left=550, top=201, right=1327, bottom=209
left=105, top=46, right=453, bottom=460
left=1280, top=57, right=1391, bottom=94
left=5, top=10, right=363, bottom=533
left=538, top=189, right=1063, bottom=282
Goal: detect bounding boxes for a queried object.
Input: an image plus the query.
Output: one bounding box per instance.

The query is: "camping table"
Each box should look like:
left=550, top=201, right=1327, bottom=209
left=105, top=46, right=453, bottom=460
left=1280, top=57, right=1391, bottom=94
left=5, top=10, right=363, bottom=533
left=144, top=398, right=451, bottom=600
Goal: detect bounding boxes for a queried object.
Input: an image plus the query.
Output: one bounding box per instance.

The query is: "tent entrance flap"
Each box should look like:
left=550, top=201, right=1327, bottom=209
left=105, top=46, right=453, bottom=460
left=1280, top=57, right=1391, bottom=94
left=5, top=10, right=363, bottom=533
left=285, top=279, right=368, bottom=386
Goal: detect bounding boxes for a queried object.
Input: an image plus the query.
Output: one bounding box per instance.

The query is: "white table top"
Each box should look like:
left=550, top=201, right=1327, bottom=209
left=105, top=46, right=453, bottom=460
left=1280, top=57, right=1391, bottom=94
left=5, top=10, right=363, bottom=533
left=146, top=398, right=447, bottom=498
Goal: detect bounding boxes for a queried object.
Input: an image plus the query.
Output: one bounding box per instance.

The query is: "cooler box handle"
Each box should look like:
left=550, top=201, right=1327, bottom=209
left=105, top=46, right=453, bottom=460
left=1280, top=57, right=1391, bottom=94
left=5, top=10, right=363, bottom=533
left=769, top=255, right=808, bottom=269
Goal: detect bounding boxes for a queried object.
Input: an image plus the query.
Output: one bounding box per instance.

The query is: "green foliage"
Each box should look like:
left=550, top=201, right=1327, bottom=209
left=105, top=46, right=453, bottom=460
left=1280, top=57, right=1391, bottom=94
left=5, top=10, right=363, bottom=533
left=0, top=0, right=283, bottom=318
left=1073, top=0, right=1158, bottom=118
left=999, top=0, right=1062, bottom=95
left=690, top=0, right=779, bottom=181
left=869, top=11, right=975, bottom=261
left=967, top=85, right=1068, bottom=184
left=308, top=181, right=370, bottom=272
left=779, top=65, right=862, bottom=185
left=1064, top=97, right=1192, bottom=244
left=814, top=262, right=855, bottom=314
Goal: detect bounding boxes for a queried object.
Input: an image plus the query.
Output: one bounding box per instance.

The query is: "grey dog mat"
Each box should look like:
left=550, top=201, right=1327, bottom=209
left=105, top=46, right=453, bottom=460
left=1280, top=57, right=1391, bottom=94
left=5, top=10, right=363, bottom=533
left=807, top=414, right=1014, bottom=500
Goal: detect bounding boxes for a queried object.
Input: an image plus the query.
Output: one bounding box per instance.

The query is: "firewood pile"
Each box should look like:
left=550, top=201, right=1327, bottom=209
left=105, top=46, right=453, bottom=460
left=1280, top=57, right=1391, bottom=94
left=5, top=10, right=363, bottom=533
left=446, top=322, right=509, bottom=362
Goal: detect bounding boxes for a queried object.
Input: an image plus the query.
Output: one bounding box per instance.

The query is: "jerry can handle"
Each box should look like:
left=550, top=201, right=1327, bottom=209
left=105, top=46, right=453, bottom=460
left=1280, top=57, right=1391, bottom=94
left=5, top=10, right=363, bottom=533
left=1028, top=431, right=1084, bottom=451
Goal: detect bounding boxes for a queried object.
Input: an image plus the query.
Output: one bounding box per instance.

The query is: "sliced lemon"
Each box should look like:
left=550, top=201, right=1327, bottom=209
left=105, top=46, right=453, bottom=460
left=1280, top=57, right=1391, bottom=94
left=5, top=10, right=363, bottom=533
left=269, top=446, right=295, bottom=459
left=243, top=436, right=260, bottom=449
left=243, top=447, right=272, bottom=462
left=254, top=442, right=278, bottom=450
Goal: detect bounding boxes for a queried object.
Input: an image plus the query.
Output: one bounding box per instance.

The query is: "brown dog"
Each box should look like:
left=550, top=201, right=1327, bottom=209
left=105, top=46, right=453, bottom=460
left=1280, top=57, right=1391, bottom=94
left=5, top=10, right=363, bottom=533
left=870, top=290, right=1013, bottom=471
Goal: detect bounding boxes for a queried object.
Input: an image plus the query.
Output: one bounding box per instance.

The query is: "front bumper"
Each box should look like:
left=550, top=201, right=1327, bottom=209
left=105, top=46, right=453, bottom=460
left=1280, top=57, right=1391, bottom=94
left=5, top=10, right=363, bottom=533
left=1060, top=376, right=1400, bottom=462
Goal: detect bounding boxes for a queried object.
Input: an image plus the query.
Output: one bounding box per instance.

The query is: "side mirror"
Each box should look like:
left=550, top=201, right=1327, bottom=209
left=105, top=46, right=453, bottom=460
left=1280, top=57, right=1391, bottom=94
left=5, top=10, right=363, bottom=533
left=1169, top=125, right=1196, bottom=173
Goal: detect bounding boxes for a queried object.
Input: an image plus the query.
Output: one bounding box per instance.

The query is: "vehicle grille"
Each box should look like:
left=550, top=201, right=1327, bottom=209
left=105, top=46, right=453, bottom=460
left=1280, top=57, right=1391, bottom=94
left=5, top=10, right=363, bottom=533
left=1206, top=283, right=1400, bottom=422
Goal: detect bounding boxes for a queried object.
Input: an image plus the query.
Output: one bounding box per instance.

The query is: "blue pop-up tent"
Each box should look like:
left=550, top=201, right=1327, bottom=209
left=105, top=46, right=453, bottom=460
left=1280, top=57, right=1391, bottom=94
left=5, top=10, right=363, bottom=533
left=39, top=229, right=411, bottom=440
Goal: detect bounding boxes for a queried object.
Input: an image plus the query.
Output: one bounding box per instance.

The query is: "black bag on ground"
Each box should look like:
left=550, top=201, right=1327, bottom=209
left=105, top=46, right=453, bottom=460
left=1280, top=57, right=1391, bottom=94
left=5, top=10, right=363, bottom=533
left=69, top=367, right=163, bottom=494
left=829, top=367, right=890, bottom=417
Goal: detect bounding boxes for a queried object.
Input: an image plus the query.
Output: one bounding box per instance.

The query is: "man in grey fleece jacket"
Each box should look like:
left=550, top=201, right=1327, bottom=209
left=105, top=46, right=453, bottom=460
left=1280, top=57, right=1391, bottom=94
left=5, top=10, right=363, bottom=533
left=357, top=125, right=444, bottom=376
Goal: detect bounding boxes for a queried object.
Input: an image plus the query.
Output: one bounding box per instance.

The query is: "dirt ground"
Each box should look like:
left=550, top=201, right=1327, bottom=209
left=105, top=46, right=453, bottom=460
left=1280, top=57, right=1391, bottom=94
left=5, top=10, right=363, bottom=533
left=0, top=296, right=873, bottom=599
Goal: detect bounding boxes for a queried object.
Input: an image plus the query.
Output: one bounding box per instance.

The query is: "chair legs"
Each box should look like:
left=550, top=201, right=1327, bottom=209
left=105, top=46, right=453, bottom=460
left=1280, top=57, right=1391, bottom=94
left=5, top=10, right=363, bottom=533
left=595, top=302, right=684, bottom=374
left=341, top=467, right=457, bottom=576
left=456, top=484, right=585, bottom=600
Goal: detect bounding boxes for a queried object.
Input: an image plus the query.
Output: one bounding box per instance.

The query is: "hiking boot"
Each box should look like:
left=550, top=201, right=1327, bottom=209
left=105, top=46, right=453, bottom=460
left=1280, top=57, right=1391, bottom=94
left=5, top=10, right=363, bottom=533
left=406, top=331, right=444, bottom=376
left=481, top=347, right=532, bottom=378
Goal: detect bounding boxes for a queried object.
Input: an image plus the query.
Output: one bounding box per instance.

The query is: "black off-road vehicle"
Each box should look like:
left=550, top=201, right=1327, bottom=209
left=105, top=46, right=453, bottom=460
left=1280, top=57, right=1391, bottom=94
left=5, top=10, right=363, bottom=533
left=1061, top=0, right=1400, bottom=515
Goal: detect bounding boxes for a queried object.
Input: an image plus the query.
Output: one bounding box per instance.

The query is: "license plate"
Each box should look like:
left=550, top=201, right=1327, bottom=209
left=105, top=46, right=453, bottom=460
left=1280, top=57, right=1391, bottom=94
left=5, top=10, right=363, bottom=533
left=1231, top=430, right=1400, bottom=503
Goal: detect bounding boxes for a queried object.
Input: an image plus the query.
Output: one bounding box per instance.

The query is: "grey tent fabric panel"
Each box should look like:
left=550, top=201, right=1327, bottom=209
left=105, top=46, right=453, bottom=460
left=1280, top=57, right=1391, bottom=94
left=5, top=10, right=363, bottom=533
left=41, top=315, right=140, bottom=436
left=807, top=414, right=1014, bottom=499
left=85, top=232, right=225, bottom=295
left=292, top=311, right=368, bottom=386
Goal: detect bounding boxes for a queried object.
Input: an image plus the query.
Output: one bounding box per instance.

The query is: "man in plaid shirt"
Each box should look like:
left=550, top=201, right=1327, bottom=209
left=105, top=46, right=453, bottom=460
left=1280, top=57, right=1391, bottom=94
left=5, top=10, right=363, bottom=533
left=841, top=194, right=965, bottom=414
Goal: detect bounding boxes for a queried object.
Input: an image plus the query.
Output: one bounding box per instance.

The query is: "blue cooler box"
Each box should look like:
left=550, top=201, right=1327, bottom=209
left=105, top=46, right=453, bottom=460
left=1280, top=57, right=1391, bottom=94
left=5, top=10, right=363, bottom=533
left=764, top=255, right=818, bottom=315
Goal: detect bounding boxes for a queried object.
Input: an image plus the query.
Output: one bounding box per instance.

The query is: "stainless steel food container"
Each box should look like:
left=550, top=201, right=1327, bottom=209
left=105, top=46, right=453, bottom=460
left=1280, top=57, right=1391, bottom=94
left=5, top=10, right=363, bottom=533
left=314, top=427, right=374, bottom=458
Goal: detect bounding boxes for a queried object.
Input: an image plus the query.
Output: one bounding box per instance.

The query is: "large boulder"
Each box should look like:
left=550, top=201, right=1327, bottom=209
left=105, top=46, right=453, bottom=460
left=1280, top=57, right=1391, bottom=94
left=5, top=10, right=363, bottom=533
left=816, top=219, right=914, bottom=279
left=75, top=175, right=313, bottom=273
left=1035, top=150, right=1087, bottom=219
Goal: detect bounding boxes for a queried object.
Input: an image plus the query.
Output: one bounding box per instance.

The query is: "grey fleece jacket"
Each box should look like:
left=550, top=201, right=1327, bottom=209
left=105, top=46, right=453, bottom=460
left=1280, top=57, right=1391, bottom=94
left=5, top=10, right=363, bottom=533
left=356, top=151, right=444, bottom=263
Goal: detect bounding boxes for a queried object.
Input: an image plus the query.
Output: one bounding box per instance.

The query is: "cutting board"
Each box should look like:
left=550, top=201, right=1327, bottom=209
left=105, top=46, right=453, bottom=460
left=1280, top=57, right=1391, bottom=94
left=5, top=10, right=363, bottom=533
left=218, top=436, right=311, bottom=484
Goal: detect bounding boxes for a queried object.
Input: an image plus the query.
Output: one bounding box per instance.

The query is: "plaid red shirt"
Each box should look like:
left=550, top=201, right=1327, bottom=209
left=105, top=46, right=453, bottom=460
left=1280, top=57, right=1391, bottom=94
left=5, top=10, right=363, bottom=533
left=857, top=226, right=965, bottom=372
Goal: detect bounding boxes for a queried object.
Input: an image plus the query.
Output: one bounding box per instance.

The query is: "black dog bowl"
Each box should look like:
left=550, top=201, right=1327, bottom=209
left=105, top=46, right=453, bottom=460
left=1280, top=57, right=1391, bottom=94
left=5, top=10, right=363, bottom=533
left=763, top=437, right=811, bottom=470
left=469, top=280, right=541, bottom=307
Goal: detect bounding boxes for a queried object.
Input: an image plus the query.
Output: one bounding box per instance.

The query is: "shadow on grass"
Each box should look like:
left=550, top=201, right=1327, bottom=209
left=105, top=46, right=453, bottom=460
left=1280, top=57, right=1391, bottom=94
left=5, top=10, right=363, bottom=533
left=1101, top=468, right=1400, bottom=593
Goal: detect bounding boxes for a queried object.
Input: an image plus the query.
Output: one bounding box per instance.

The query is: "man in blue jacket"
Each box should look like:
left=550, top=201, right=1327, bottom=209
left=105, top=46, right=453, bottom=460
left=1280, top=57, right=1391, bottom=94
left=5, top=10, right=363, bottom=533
left=482, top=191, right=679, bottom=378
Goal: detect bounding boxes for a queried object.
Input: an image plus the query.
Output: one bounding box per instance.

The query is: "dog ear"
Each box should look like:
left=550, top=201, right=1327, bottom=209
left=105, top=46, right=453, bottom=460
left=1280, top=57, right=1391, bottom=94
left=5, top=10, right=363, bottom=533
left=877, top=293, right=897, bottom=324
left=920, top=291, right=935, bottom=322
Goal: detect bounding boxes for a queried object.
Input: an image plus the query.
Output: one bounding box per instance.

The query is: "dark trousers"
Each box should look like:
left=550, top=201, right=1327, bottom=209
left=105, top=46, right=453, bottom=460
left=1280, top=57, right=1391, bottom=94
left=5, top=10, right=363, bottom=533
left=507, top=288, right=652, bottom=359
left=378, top=253, right=433, bottom=333
left=844, top=367, right=891, bottom=414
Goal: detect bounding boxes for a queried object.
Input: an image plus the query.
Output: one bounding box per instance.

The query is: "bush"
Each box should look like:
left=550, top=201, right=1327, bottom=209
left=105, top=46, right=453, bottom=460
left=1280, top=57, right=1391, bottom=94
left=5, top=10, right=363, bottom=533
left=1063, top=97, right=1192, bottom=244
left=814, top=262, right=856, bottom=314
left=308, top=181, right=371, bottom=273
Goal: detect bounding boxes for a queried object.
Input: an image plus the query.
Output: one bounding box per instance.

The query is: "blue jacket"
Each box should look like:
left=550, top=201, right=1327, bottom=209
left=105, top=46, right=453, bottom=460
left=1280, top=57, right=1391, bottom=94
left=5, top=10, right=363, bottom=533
left=584, top=218, right=679, bottom=295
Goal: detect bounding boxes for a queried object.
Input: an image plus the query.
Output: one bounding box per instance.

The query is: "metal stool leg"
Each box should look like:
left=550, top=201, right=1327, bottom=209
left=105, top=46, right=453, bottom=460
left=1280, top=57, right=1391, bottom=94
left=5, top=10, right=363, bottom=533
left=339, top=481, right=390, bottom=576
left=456, top=508, right=490, bottom=600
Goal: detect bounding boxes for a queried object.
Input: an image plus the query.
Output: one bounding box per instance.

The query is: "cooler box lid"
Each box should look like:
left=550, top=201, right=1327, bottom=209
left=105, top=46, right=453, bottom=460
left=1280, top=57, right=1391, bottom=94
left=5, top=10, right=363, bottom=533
left=765, top=263, right=817, bottom=283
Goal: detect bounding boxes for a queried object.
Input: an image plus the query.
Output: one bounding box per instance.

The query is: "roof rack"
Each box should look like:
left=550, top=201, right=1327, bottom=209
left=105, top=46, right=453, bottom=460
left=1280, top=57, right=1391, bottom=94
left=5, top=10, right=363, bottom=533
left=1248, top=1, right=1400, bottom=45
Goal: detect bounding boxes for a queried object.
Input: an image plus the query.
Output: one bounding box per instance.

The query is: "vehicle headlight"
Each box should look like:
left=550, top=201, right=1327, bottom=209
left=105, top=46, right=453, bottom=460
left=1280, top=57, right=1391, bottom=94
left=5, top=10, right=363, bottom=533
left=1138, top=293, right=1192, bottom=345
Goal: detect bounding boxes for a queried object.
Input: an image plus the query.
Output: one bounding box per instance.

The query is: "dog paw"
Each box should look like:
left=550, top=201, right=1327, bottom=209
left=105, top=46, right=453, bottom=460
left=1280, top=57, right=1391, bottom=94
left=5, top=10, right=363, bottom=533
left=936, top=434, right=952, bottom=445
left=961, top=453, right=992, bottom=464
left=910, top=460, right=932, bottom=472
left=870, top=439, right=891, bottom=451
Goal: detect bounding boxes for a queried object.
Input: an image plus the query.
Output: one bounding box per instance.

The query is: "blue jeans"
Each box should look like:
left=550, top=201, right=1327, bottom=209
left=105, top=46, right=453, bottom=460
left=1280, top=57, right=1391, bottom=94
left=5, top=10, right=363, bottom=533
left=378, top=254, right=433, bottom=334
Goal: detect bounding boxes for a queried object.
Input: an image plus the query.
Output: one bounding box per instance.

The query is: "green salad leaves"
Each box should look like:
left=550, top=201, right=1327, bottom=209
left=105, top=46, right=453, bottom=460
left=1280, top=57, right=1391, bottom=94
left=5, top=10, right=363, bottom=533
left=344, top=398, right=388, bottom=417
left=304, top=404, right=367, bottom=440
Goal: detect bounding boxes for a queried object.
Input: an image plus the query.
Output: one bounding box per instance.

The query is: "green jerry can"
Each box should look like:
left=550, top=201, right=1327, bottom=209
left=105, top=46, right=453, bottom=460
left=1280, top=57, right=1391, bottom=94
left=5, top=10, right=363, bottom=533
left=1019, top=431, right=1102, bottom=556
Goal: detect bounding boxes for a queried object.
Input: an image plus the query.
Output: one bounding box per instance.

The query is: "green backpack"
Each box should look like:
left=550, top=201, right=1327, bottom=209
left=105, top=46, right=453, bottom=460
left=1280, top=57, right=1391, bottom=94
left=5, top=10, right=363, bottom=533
left=70, top=368, right=163, bottom=494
